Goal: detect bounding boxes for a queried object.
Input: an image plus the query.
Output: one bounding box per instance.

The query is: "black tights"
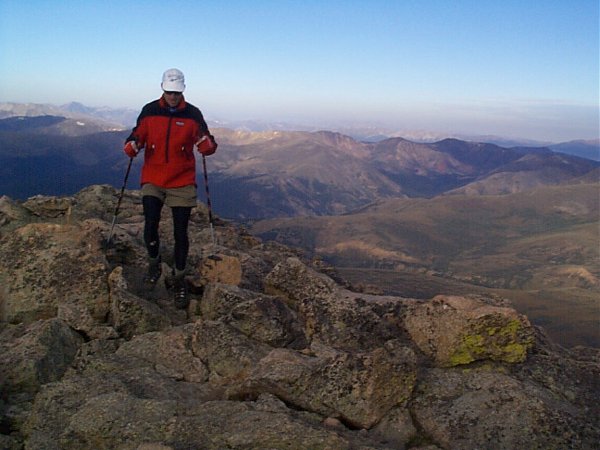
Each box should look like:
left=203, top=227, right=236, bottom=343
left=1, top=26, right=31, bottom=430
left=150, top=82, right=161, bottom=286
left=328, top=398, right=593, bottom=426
left=143, top=195, right=191, bottom=271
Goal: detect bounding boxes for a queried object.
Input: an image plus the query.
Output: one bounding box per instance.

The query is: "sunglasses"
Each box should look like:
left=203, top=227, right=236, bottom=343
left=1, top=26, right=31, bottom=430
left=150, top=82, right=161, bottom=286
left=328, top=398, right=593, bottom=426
left=164, top=91, right=183, bottom=96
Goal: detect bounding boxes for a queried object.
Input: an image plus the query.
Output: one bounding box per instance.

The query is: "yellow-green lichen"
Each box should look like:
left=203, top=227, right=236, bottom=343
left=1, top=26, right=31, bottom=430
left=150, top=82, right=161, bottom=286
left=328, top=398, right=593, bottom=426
left=499, top=318, right=522, bottom=336
left=448, top=318, right=532, bottom=367
left=448, top=334, right=485, bottom=366
left=499, top=342, right=529, bottom=363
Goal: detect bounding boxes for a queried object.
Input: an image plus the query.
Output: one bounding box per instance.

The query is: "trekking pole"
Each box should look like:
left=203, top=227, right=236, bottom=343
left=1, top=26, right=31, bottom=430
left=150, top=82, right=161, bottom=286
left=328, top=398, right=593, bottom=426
left=202, top=154, right=216, bottom=248
left=105, top=156, right=133, bottom=247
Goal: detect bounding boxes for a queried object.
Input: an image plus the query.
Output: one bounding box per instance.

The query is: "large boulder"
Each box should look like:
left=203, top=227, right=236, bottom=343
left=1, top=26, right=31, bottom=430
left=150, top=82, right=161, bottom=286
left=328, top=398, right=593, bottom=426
left=108, top=266, right=171, bottom=339
left=24, top=348, right=221, bottom=450
left=0, top=221, right=116, bottom=340
left=24, top=327, right=387, bottom=450
left=0, top=318, right=84, bottom=434
left=0, top=318, right=83, bottom=396
left=189, top=320, right=272, bottom=385
left=412, top=366, right=598, bottom=449
left=0, top=195, right=34, bottom=230
left=28, top=390, right=385, bottom=450
left=196, top=253, right=243, bottom=286
left=230, top=340, right=417, bottom=430
left=199, top=283, right=307, bottom=349
left=404, top=295, right=535, bottom=366
left=264, top=257, right=403, bottom=351
left=115, top=325, right=209, bottom=383
left=21, top=195, right=74, bottom=219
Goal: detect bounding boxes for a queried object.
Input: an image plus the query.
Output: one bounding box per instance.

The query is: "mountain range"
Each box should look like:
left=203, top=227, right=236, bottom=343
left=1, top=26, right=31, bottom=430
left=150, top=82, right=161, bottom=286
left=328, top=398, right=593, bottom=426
left=2, top=100, right=599, bottom=152
left=1, top=103, right=597, bottom=218
left=0, top=102, right=598, bottom=347
left=0, top=101, right=135, bottom=131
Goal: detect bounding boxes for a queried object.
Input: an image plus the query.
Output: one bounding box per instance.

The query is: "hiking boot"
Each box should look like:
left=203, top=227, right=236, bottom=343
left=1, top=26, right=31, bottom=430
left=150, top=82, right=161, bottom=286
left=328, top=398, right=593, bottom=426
left=143, top=257, right=162, bottom=285
left=173, top=276, right=189, bottom=310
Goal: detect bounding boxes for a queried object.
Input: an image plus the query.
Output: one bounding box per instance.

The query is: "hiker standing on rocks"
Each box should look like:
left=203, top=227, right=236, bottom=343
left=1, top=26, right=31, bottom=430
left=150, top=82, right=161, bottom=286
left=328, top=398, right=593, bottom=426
left=124, top=68, right=217, bottom=309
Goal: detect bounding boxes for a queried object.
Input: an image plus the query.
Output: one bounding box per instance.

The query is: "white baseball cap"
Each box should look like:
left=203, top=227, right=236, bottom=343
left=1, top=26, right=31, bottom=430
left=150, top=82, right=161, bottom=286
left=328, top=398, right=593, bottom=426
left=161, top=68, right=185, bottom=92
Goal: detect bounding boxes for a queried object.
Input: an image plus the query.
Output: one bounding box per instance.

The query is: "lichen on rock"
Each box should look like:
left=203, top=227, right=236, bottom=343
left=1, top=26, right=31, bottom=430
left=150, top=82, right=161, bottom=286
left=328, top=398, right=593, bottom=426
left=404, top=294, right=535, bottom=367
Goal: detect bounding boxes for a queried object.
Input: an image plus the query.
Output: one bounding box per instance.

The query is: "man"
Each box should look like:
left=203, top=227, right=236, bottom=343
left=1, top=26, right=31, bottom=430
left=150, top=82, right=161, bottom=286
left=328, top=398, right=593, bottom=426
left=124, top=68, right=217, bottom=309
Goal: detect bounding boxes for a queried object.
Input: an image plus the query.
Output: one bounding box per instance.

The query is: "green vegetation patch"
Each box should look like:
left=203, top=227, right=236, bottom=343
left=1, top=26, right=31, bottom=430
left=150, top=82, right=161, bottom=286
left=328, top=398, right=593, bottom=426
left=449, top=317, right=534, bottom=367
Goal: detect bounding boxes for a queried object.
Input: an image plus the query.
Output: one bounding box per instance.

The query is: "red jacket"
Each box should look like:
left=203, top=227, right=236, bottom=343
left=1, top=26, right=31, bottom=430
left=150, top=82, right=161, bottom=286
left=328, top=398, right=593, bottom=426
left=125, top=96, right=214, bottom=188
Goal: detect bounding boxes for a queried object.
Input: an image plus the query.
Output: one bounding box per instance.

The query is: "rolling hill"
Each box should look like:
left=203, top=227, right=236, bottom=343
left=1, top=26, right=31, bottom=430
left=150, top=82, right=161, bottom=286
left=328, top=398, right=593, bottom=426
left=549, top=139, right=600, bottom=161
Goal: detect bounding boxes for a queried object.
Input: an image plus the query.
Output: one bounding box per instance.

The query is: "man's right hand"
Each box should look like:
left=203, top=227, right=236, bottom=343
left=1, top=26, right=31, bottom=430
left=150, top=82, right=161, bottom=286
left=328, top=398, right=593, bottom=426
left=124, top=141, right=139, bottom=158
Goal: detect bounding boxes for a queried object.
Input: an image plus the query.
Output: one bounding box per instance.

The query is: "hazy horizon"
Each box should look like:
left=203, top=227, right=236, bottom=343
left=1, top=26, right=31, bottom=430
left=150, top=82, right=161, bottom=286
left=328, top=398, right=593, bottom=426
left=1, top=1, right=598, bottom=142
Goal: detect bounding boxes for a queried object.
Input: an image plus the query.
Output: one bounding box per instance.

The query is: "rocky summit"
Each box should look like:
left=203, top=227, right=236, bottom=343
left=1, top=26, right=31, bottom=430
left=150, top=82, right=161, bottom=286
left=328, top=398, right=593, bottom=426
left=0, top=185, right=598, bottom=450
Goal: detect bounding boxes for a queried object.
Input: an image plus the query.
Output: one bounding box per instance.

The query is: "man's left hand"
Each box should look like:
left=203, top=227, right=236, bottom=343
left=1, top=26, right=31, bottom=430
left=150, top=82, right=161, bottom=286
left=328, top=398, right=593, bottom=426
left=195, top=135, right=218, bottom=156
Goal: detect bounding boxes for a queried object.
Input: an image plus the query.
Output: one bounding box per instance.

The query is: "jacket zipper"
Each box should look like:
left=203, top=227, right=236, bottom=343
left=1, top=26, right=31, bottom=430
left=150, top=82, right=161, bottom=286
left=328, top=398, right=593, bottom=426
left=165, top=116, right=173, bottom=163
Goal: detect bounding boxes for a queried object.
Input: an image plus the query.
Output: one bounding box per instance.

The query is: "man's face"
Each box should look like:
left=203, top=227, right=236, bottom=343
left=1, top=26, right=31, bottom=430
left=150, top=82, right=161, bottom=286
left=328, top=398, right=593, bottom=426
left=163, top=91, right=183, bottom=107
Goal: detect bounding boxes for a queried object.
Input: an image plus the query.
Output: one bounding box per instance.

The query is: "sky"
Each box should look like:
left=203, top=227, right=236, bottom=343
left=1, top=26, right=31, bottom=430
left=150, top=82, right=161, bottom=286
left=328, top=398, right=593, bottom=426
left=0, top=0, right=598, bottom=142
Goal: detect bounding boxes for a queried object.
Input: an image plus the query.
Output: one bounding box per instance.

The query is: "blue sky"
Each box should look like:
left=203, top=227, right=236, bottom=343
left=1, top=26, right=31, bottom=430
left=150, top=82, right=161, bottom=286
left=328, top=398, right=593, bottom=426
left=0, top=0, right=598, bottom=142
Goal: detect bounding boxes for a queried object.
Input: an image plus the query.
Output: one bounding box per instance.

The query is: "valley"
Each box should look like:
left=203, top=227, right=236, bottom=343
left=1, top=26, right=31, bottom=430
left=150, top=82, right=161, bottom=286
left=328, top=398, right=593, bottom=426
left=252, top=184, right=600, bottom=348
